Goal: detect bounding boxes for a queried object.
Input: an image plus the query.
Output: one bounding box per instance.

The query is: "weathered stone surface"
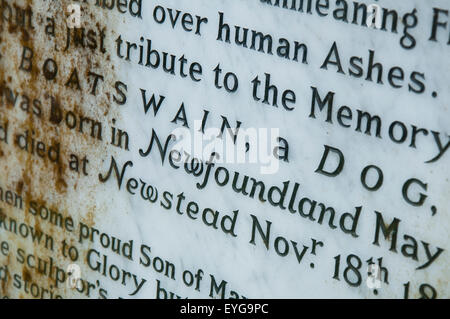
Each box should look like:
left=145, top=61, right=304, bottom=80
left=0, top=0, right=448, bottom=299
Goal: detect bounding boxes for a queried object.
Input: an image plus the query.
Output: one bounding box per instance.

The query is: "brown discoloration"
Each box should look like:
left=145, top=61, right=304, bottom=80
left=0, top=0, right=122, bottom=298
left=22, top=268, right=32, bottom=282
left=16, top=180, right=24, bottom=193
left=1, top=253, right=11, bottom=295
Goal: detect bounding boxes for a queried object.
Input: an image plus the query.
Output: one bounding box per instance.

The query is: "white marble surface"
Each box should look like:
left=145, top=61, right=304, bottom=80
left=0, top=0, right=448, bottom=299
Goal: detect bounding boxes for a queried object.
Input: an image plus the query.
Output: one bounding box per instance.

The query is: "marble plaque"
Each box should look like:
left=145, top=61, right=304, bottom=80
left=0, top=0, right=448, bottom=299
